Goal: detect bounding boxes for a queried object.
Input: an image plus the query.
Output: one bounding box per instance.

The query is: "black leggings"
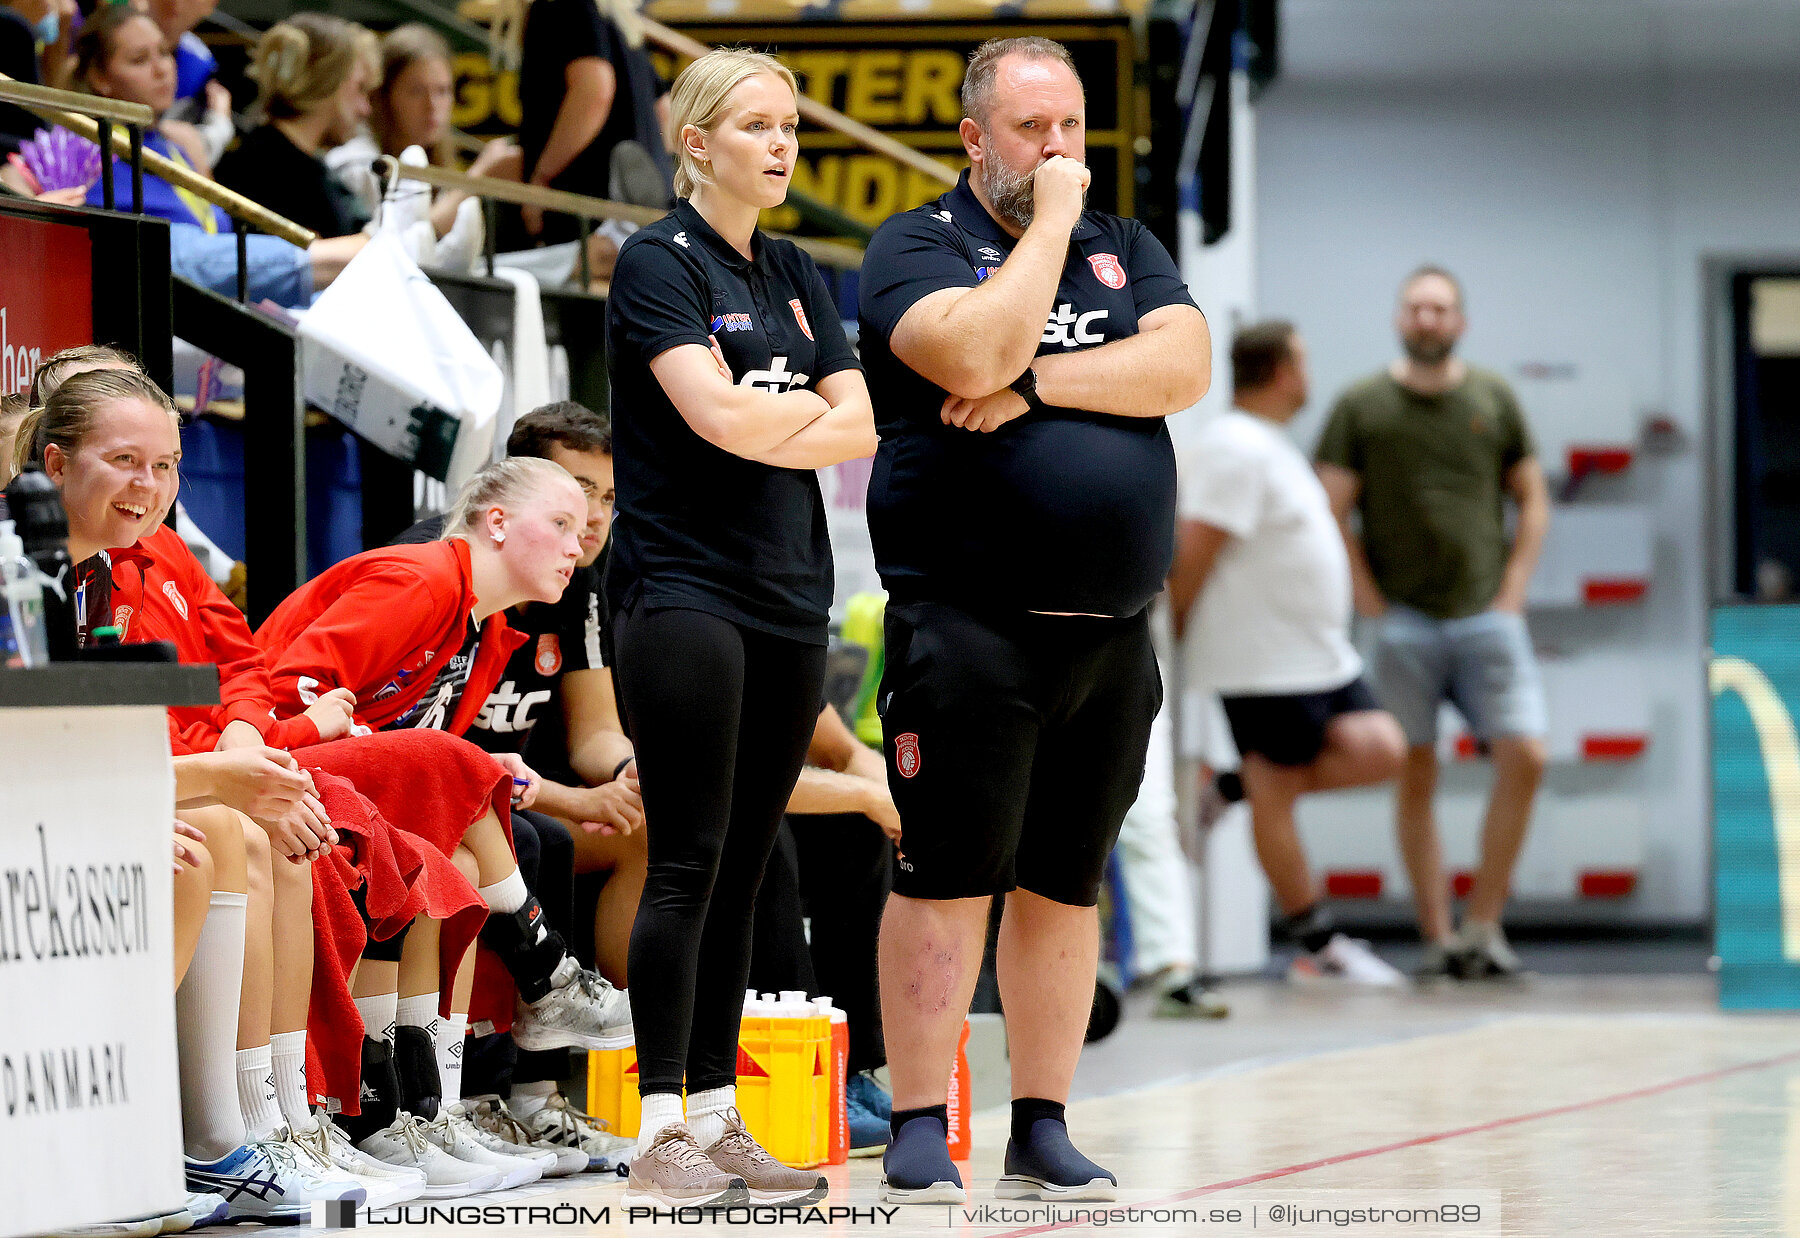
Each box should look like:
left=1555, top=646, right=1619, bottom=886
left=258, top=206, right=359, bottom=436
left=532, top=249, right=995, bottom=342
left=614, top=603, right=826, bottom=1095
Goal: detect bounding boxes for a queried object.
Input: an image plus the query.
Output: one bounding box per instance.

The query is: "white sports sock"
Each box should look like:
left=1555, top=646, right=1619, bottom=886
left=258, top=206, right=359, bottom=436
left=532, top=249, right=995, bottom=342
left=686, top=1085, right=735, bottom=1149
left=355, top=992, right=399, bottom=1044
left=511, top=1080, right=556, bottom=1119
left=177, top=891, right=249, bottom=1161
left=436, top=1014, right=469, bottom=1107
left=478, top=868, right=528, bottom=915
left=397, top=993, right=440, bottom=1037
left=270, top=1031, right=311, bottom=1132
left=236, top=1044, right=283, bottom=1142
left=636, top=1093, right=685, bottom=1157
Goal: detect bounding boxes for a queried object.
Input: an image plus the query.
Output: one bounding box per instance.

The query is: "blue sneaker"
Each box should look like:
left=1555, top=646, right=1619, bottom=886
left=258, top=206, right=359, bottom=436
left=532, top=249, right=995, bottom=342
left=846, top=1088, right=887, bottom=1158
left=878, top=1114, right=964, bottom=1205
left=847, top=1071, right=892, bottom=1122
left=995, top=1119, right=1117, bottom=1202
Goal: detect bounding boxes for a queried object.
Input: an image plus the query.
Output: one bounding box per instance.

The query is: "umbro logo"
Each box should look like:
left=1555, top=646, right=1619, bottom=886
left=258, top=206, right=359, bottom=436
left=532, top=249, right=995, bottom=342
left=978, top=247, right=1002, bottom=261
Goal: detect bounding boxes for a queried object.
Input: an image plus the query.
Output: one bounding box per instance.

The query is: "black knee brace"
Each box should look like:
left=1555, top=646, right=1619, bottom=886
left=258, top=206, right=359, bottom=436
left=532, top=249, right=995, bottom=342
left=362, top=922, right=412, bottom=963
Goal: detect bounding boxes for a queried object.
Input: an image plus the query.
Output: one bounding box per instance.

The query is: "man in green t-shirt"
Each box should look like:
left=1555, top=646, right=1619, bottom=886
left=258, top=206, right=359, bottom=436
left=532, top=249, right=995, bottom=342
left=1315, top=266, right=1551, bottom=984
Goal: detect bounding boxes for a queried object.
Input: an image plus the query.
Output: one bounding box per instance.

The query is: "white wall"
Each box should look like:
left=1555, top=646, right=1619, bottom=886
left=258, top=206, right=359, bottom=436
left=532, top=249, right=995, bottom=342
left=1253, top=67, right=1800, bottom=923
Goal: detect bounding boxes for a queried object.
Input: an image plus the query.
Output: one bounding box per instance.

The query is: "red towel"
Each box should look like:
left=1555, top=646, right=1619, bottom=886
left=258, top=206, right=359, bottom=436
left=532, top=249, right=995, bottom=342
left=298, top=731, right=518, bottom=1112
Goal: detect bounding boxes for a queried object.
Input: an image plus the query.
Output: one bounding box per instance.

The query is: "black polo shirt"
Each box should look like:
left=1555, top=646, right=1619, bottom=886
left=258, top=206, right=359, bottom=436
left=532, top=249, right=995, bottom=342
left=392, top=514, right=603, bottom=780
left=859, top=172, right=1198, bottom=618
left=605, top=198, right=861, bottom=643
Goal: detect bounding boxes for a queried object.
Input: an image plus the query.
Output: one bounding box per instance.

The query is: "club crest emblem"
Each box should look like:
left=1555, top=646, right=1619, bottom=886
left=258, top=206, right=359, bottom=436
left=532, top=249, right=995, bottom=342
left=1087, top=252, right=1126, bottom=290
left=535, top=633, right=562, bottom=677
left=895, top=732, right=921, bottom=779
left=789, top=299, right=813, bottom=341
left=162, top=580, right=189, bottom=620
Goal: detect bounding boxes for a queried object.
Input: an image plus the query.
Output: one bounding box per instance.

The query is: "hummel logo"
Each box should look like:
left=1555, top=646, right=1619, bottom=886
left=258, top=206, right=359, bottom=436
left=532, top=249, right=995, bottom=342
left=673, top=232, right=689, bottom=248
left=933, top=210, right=953, bottom=223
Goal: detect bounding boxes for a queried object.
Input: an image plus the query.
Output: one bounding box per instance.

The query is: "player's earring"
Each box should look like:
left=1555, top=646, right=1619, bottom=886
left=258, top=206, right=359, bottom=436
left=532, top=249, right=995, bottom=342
left=493, top=531, right=506, bottom=546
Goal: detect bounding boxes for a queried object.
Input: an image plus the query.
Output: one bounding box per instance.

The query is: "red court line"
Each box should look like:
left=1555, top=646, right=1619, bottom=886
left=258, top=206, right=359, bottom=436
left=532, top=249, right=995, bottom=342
left=989, top=1046, right=1800, bottom=1236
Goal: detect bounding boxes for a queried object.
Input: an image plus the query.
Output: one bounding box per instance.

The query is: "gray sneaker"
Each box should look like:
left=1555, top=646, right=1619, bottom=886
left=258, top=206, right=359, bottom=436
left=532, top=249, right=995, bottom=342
left=1453, top=924, right=1533, bottom=983
left=703, top=1109, right=827, bottom=1206
left=1414, top=940, right=1458, bottom=986
left=512, top=963, right=634, bottom=1051
left=623, top=1124, right=749, bottom=1210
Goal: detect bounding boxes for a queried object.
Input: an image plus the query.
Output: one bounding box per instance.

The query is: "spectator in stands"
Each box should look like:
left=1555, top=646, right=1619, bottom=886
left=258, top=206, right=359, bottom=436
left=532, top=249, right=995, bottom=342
left=145, top=0, right=234, bottom=164
left=0, top=0, right=70, bottom=152
left=218, top=13, right=378, bottom=241
left=391, top=402, right=640, bottom=1172
left=749, top=702, right=899, bottom=1154
left=1317, top=267, right=1551, bottom=982
left=330, top=24, right=520, bottom=260
left=1169, top=320, right=1409, bottom=986
left=517, top=0, right=672, bottom=243
left=69, top=7, right=365, bottom=305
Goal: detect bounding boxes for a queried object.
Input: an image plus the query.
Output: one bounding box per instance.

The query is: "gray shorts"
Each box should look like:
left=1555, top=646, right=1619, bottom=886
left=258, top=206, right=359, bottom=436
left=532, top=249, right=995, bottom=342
left=1372, top=605, right=1547, bottom=748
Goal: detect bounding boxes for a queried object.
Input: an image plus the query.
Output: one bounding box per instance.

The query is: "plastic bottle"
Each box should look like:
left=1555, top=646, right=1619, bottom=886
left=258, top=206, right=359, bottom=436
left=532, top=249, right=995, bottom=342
left=3, top=469, right=74, bottom=661
left=0, top=520, right=48, bottom=667
left=814, top=997, right=850, bottom=1165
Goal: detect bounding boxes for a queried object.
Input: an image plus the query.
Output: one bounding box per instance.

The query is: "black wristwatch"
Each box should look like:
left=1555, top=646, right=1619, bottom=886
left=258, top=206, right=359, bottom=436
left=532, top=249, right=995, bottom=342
left=1009, top=366, right=1045, bottom=413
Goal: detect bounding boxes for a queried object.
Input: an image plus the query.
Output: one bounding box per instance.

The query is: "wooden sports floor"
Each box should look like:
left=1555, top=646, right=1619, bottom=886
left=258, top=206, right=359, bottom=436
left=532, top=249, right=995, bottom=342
left=270, top=963, right=1800, bottom=1237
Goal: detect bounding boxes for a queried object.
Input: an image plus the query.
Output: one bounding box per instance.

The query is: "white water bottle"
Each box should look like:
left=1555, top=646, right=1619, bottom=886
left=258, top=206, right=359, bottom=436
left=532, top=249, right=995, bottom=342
left=0, top=520, right=47, bottom=667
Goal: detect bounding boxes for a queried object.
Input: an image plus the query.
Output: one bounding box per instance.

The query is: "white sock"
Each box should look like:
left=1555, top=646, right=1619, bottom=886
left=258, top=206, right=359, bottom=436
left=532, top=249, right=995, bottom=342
left=398, top=993, right=440, bottom=1037
left=269, top=1030, right=312, bottom=1132
left=236, top=1044, right=284, bottom=1141
left=511, top=1080, right=556, bottom=1120
left=436, top=1014, right=469, bottom=1108
left=686, top=1085, right=735, bottom=1149
left=478, top=868, right=528, bottom=914
left=636, top=1092, right=685, bottom=1156
left=176, top=891, right=249, bottom=1161
left=355, top=992, right=399, bottom=1045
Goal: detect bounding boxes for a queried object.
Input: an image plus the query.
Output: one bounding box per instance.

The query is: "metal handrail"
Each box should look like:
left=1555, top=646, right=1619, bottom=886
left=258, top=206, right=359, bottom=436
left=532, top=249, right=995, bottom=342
left=0, top=79, right=152, bottom=126
left=386, top=158, right=867, bottom=270
left=0, top=74, right=317, bottom=249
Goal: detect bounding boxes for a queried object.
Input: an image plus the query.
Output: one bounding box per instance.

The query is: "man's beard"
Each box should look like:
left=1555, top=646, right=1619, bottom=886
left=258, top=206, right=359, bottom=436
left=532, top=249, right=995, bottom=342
left=978, top=150, right=1085, bottom=231
left=1402, top=332, right=1456, bottom=366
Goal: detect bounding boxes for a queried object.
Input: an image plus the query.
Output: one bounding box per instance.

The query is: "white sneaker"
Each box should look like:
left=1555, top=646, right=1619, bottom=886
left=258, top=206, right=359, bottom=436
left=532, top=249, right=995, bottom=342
left=295, top=1117, right=427, bottom=1211
left=185, top=1137, right=366, bottom=1223
left=512, top=963, right=634, bottom=1052
left=162, top=1191, right=230, bottom=1233
left=420, top=1105, right=546, bottom=1190
left=520, top=1092, right=635, bottom=1174
left=357, top=1114, right=504, bottom=1200
left=1287, top=934, right=1408, bottom=988
left=467, top=1095, right=588, bottom=1177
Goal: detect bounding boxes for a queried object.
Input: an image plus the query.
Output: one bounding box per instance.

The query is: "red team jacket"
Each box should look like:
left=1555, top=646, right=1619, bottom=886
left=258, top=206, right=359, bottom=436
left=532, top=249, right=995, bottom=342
left=110, top=525, right=321, bottom=754
left=253, top=537, right=526, bottom=737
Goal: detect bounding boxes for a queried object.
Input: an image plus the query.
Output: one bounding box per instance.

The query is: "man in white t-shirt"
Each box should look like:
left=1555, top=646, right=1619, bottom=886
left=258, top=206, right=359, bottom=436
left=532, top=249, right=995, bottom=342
left=1169, top=321, right=1408, bottom=986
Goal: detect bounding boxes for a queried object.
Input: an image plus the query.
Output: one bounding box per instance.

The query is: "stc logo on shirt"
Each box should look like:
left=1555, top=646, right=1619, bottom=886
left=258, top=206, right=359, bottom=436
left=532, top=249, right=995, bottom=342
left=740, top=356, right=811, bottom=393
left=477, top=679, right=553, bottom=734
left=1041, top=303, right=1109, bottom=348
